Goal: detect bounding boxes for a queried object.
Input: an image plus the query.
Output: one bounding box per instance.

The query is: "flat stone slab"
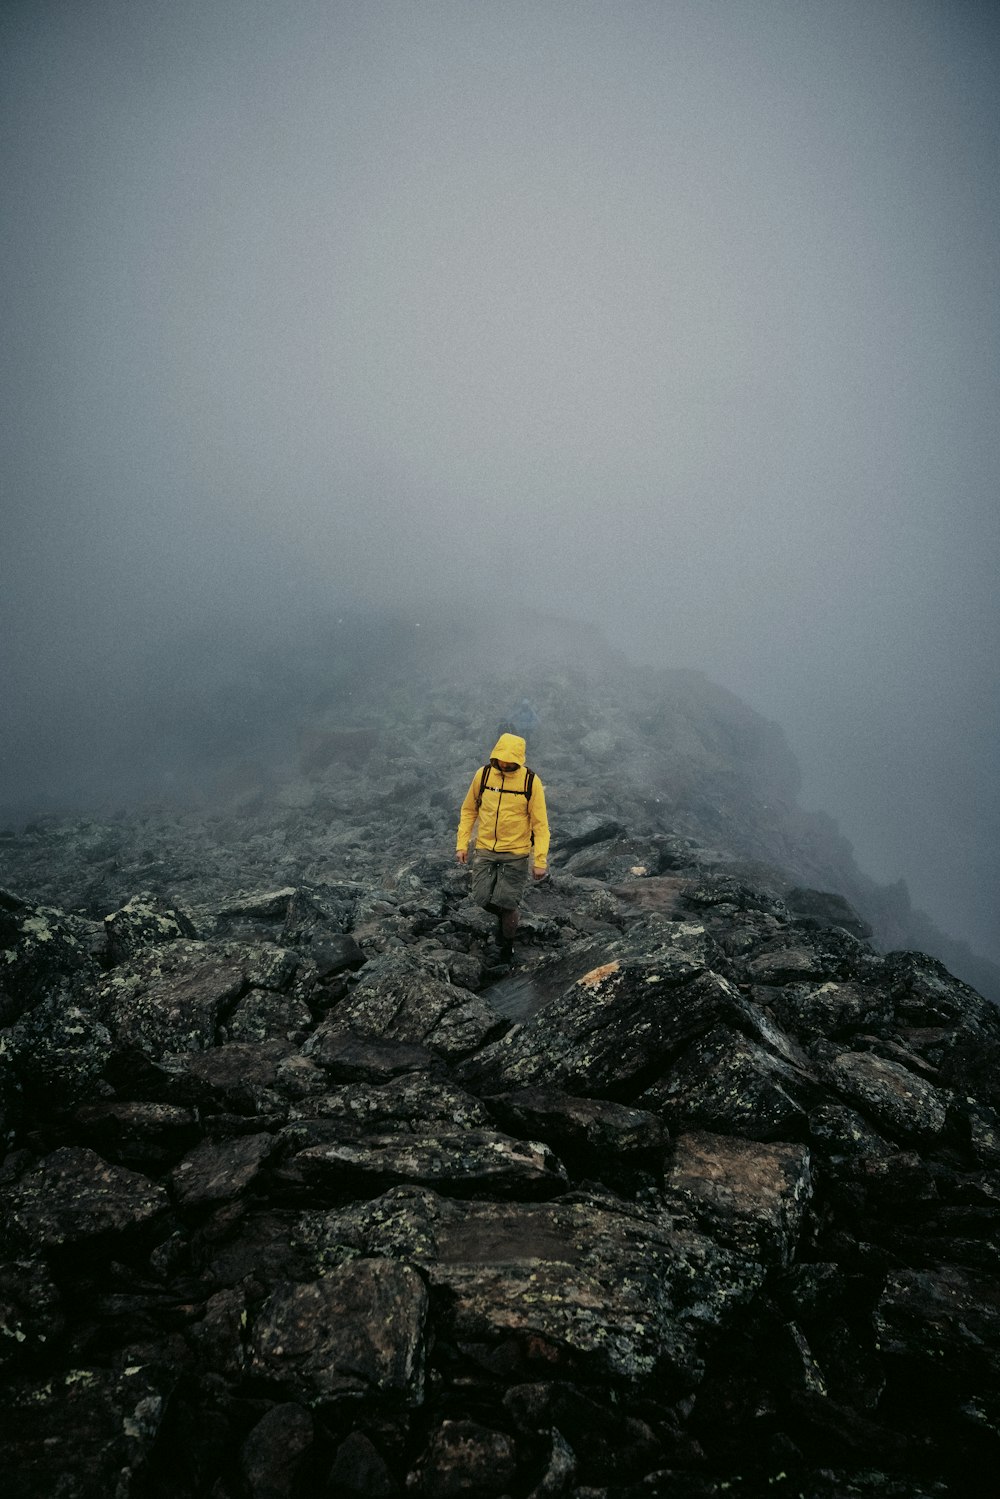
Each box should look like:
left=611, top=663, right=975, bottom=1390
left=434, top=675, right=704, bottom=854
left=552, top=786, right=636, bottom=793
left=247, top=1258, right=427, bottom=1402
left=285, top=1074, right=492, bottom=1135
left=300, top=1186, right=766, bottom=1384
left=304, top=1026, right=440, bottom=1081
left=295, top=1130, right=568, bottom=1199
left=484, top=1086, right=666, bottom=1164
left=662, top=1130, right=813, bottom=1267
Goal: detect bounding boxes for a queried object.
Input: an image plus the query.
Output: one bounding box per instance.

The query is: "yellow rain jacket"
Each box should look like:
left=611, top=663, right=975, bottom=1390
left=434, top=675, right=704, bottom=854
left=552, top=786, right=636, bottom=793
left=456, top=733, right=550, bottom=870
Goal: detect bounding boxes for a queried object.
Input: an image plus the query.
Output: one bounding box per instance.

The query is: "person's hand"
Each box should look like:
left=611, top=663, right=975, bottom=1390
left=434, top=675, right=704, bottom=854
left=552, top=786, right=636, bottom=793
left=533, top=866, right=548, bottom=882
left=456, top=849, right=468, bottom=865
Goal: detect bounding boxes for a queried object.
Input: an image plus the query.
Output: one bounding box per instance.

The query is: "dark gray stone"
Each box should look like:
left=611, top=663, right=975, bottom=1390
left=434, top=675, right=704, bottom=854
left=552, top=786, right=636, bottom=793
left=247, top=1259, right=428, bottom=1402
left=4, top=1145, right=168, bottom=1249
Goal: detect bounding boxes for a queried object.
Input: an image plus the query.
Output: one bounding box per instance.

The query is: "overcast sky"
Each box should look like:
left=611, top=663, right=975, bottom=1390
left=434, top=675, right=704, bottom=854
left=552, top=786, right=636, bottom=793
left=2, top=0, right=998, bottom=962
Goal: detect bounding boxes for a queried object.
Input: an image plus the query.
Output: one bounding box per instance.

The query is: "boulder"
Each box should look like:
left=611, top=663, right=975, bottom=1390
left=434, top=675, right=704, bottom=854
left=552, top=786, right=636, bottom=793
left=818, top=1049, right=949, bottom=1143
left=458, top=960, right=742, bottom=1099
left=247, top=1259, right=428, bottom=1403
left=333, top=950, right=507, bottom=1060
left=407, top=1419, right=518, bottom=1497
left=662, top=1131, right=813, bottom=1268
left=169, top=1131, right=277, bottom=1207
left=638, top=1024, right=817, bottom=1139
left=103, top=891, right=198, bottom=964
left=0, top=1363, right=174, bottom=1498
left=0, top=887, right=100, bottom=1025
left=240, top=1402, right=316, bottom=1499
left=304, top=1026, right=440, bottom=1081
left=3, top=1145, right=168, bottom=1251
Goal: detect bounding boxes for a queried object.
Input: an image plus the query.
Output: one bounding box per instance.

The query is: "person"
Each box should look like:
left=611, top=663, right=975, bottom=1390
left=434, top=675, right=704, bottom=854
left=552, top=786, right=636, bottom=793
left=456, top=732, right=550, bottom=966
left=509, top=698, right=540, bottom=739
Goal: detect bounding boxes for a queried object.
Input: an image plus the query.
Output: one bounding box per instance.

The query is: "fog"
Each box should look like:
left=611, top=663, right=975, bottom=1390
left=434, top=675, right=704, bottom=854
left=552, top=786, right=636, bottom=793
left=2, top=1, right=998, bottom=964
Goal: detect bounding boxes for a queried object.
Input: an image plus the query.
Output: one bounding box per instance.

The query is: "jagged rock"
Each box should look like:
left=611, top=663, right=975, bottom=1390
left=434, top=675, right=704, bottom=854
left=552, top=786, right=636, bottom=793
left=300, top=1186, right=766, bottom=1385
left=0, top=1363, right=174, bottom=1498
left=807, top=1102, right=895, bottom=1161
left=247, top=1259, right=428, bottom=1402
left=193, top=884, right=357, bottom=946
left=0, top=886, right=101, bottom=1025
left=240, top=1401, right=316, bottom=1499
left=186, top=1285, right=247, bottom=1377
left=785, top=886, right=873, bottom=940
left=638, top=1025, right=817, bottom=1139
left=328, top=1430, right=401, bottom=1498
left=3, top=1145, right=168, bottom=1250
left=885, top=951, right=1000, bottom=1110
left=96, top=940, right=300, bottom=1061
left=483, top=1086, right=666, bottom=1175
left=169, top=1130, right=277, bottom=1207
left=103, top=891, right=199, bottom=964
left=310, top=932, right=366, bottom=977
left=0, top=1258, right=64, bottom=1369
left=73, top=1099, right=200, bottom=1168
left=303, top=1025, right=440, bottom=1081
left=190, top=1207, right=309, bottom=1290
left=662, top=1131, right=813, bottom=1268
left=816, top=1048, right=949, bottom=1143
left=163, top=1040, right=295, bottom=1114
left=762, top=979, right=895, bottom=1040
left=332, top=950, right=507, bottom=1060
left=876, top=1263, right=1000, bottom=1379
left=961, top=1099, right=1000, bottom=1170
left=4, top=996, right=114, bottom=1110
left=295, top=1129, right=568, bottom=1199
left=746, top=944, right=842, bottom=985
left=407, top=1418, right=518, bottom=1496
left=551, top=817, right=626, bottom=857
left=222, top=986, right=313, bottom=1044
left=681, top=876, right=788, bottom=916
left=457, top=940, right=737, bottom=1098
left=2, top=657, right=999, bottom=1497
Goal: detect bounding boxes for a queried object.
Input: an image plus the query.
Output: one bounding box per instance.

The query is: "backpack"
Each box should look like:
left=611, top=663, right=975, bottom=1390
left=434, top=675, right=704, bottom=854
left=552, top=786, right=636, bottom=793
left=476, top=763, right=535, bottom=808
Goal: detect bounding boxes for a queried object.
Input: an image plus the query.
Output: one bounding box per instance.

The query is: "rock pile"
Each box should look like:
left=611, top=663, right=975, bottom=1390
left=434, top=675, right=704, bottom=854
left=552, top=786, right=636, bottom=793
left=2, top=843, right=999, bottom=1496
left=1, top=660, right=999, bottom=1496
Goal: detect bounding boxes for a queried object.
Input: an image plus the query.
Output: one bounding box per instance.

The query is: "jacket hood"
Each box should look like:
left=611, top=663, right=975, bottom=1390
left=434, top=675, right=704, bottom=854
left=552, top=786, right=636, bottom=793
left=490, top=733, right=526, bottom=766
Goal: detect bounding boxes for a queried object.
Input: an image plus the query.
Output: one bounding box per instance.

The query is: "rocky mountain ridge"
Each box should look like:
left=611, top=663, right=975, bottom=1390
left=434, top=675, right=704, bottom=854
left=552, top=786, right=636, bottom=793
left=1, top=642, right=999, bottom=1496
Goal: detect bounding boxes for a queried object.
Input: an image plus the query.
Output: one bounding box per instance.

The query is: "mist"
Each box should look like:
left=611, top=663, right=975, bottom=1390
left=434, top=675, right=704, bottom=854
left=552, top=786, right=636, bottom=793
left=2, top=0, right=998, bottom=964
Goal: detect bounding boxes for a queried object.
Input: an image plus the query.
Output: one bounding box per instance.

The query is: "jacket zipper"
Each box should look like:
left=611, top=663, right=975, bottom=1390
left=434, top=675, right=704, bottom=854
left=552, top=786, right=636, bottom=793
left=492, top=770, right=504, bottom=845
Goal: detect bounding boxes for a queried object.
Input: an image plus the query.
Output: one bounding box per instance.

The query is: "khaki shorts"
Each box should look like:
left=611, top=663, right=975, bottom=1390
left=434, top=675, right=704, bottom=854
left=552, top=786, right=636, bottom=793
left=470, top=850, right=530, bottom=910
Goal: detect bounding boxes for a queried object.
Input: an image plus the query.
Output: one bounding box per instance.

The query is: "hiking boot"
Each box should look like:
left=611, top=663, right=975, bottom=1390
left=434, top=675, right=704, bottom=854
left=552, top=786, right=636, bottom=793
left=497, top=939, right=514, bottom=967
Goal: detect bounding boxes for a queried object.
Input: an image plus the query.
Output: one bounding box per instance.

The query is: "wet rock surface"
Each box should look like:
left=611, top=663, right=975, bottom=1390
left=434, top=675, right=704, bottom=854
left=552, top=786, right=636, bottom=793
left=1, top=666, right=999, bottom=1496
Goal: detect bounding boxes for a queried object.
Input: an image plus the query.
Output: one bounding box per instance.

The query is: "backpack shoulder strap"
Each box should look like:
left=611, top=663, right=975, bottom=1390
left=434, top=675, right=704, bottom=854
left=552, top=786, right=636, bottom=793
left=524, top=767, right=535, bottom=802
left=476, top=764, right=490, bottom=806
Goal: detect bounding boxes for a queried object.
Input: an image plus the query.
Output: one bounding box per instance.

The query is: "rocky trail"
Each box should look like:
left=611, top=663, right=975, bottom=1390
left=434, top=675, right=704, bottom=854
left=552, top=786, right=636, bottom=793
left=1, top=661, right=999, bottom=1496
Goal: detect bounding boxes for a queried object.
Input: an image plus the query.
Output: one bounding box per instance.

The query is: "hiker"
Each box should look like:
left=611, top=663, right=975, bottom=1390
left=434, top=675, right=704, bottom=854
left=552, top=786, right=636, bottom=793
left=456, top=732, right=550, bottom=965
left=510, top=698, right=539, bottom=739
